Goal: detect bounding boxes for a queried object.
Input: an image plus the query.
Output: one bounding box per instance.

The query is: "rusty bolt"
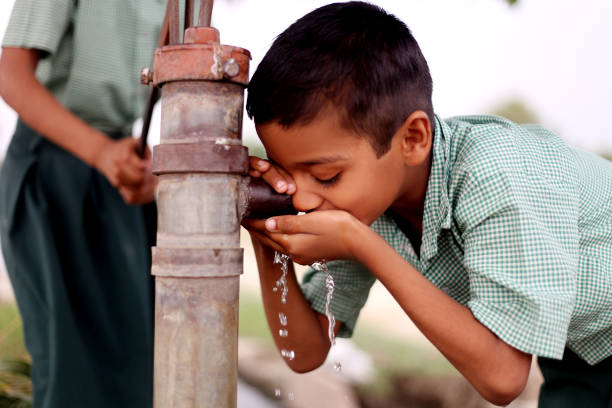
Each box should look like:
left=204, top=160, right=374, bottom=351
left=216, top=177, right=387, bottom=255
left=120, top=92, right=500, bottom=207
left=222, top=59, right=240, bottom=79
left=141, top=67, right=154, bottom=85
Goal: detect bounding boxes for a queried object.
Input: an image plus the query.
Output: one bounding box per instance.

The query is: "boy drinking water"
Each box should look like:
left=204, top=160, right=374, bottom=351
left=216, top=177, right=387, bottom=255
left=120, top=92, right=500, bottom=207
left=242, top=2, right=612, bottom=406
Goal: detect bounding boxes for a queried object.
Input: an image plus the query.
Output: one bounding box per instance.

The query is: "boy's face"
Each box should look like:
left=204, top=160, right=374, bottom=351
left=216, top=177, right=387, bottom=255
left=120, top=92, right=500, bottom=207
left=256, top=111, right=410, bottom=226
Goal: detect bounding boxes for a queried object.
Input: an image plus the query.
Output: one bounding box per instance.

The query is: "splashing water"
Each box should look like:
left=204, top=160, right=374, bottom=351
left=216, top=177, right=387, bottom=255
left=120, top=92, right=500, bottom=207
left=281, top=349, right=295, bottom=360
left=278, top=329, right=288, bottom=337
left=273, top=252, right=291, bottom=304
left=312, top=260, right=343, bottom=373
left=311, top=261, right=336, bottom=346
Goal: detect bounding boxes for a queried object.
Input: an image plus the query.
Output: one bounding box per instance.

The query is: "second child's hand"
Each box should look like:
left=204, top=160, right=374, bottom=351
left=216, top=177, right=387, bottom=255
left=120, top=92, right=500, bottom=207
left=114, top=144, right=157, bottom=205
left=94, top=137, right=147, bottom=188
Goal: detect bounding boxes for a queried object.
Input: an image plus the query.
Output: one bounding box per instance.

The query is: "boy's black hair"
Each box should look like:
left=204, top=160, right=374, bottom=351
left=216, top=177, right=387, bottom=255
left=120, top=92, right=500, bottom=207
left=246, top=1, right=434, bottom=157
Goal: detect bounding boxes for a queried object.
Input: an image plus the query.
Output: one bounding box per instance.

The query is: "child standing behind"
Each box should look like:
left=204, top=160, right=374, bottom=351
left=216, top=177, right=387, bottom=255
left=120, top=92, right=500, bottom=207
left=0, top=0, right=164, bottom=406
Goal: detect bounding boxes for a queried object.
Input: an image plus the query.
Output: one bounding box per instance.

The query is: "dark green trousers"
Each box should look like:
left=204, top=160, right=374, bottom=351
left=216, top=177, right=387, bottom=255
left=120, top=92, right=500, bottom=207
left=0, top=121, right=155, bottom=408
left=538, top=348, right=612, bottom=408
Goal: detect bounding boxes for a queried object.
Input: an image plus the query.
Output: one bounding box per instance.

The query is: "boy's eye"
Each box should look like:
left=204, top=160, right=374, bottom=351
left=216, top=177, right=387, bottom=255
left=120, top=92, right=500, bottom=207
left=314, top=173, right=341, bottom=187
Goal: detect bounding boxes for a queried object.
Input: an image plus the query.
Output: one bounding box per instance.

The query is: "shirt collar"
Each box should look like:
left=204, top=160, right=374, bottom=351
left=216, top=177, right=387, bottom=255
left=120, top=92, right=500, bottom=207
left=420, top=114, right=453, bottom=263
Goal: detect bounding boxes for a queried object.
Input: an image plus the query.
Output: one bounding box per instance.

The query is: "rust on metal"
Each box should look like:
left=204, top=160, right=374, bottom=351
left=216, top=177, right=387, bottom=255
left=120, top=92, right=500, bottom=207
left=154, top=276, right=239, bottom=408
left=152, top=247, right=243, bottom=277
left=152, top=43, right=251, bottom=86
left=152, top=143, right=248, bottom=175
left=155, top=174, right=242, bottom=247
left=160, top=81, right=245, bottom=144
left=140, top=67, right=154, bottom=85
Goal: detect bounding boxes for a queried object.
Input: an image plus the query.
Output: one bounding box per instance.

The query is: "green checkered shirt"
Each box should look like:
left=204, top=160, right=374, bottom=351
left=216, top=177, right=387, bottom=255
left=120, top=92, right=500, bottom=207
left=2, top=0, right=166, bottom=135
left=301, top=115, right=612, bottom=365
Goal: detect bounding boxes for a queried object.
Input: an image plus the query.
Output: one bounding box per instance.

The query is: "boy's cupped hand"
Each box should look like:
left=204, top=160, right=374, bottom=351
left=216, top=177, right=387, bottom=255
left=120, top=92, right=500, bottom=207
left=244, top=211, right=359, bottom=265
left=243, top=156, right=360, bottom=265
left=95, top=137, right=148, bottom=188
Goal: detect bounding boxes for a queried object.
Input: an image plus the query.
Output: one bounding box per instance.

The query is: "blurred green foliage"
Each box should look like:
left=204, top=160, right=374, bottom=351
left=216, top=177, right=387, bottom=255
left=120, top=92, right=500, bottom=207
left=239, top=292, right=274, bottom=342
left=0, top=303, right=31, bottom=408
left=245, top=141, right=267, bottom=160
left=490, top=98, right=539, bottom=124
left=0, top=304, right=26, bottom=361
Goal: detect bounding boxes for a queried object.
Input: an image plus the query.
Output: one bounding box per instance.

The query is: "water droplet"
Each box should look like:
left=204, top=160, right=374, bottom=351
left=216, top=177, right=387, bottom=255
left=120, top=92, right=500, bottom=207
left=279, top=329, right=288, bottom=337
left=278, top=313, right=287, bottom=326
left=274, top=388, right=281, bottom=398
left=281, top=349, right=295, bottom=360
left=273, top=252, right=291, bottom=304
left=288, top=392, right=295, bottom=400
left=333, top=362, right=342, bottom=372
left=272, top=286, right=278, bottom=292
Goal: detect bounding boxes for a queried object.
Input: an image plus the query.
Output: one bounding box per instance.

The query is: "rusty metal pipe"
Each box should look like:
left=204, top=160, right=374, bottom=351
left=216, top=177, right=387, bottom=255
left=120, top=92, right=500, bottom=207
left=149, top=13, right=249, bottom=406
left=168, top=0, right=180, bottom=45
left=198, top=0, right=214, bottom=27
left=152, top=89, right=245, bottom=408
left=240, top=178, right=296, bottom=220
left=147, top=2, right=295, bottom=406
left=185, top=0, right=195, bottom=29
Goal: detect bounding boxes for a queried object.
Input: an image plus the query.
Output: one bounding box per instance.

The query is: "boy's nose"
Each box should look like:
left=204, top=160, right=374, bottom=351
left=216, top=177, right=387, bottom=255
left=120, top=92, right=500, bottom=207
left=291, top=188, right=323, bottom=213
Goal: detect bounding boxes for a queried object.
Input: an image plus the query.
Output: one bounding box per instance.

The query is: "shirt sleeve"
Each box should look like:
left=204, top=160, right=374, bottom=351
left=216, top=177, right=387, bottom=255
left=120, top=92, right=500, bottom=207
left=301, top=259, right=376, bottom=338
left=455, top=166, right=580, bottom=360
left=2, top=0, right=75, bottom=55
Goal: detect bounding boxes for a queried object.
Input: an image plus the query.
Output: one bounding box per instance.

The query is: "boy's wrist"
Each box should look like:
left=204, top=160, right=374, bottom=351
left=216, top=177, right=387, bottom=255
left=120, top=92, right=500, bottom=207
left=344, top=215, right=377, bottom=263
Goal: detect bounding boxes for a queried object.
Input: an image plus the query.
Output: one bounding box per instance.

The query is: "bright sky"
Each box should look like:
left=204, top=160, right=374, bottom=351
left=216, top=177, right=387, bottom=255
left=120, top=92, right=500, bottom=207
left=1, top=0, right=611, bottom=156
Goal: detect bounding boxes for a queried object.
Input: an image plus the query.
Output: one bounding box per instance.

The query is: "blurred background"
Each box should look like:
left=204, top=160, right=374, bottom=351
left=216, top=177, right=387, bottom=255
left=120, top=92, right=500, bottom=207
left=1, top=0, right=611, bottom=407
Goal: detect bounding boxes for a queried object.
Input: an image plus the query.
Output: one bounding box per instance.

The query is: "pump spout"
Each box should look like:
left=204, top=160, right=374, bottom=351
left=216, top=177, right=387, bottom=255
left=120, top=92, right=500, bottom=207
left=240, top=177, right=297, bottom=220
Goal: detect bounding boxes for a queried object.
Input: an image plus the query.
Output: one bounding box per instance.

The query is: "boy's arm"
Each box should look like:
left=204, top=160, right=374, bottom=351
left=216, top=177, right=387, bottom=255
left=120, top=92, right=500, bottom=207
left=0, top=47, right=151, bottom=200
left=351, top=220, right=531, bottom=406
left=250, top=236, right=340, bottom=372
left=264, top=211, right=531, bottom=406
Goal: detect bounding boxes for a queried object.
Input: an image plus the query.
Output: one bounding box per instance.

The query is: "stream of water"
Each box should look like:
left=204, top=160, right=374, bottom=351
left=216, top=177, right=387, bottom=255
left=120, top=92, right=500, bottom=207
left=311, top=261, right=336, bottom=346
left=272, top=252, right=342, bottom=401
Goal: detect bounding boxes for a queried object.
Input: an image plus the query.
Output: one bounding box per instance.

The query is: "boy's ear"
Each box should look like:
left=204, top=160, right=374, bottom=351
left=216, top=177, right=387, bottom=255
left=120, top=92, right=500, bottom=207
left=396, top=110, right=432, bottom=166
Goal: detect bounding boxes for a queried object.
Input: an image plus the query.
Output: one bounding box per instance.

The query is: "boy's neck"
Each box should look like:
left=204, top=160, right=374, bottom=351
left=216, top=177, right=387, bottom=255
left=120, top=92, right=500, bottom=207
left=388, top=210, right=423, bottom=256
left=388, top=151, right=432, bottom=230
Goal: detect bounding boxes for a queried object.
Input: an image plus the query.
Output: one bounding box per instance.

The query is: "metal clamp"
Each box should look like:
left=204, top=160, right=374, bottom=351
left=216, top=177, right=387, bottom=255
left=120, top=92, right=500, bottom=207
left=152, top=142, right=249, bottom=175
